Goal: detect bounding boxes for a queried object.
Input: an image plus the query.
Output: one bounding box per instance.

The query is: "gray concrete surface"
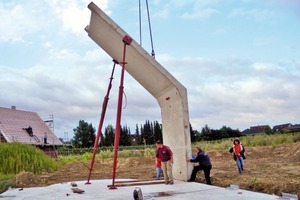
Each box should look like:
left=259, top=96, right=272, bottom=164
left=0, top=179, right=281, bottom=200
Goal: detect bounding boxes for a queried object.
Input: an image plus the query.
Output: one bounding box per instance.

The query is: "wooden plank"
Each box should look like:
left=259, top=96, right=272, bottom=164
left=71, top=188, right=85, bottom=194
left=107, top=180, right=165, bottom=188
left=71, top=182, right=77, bottom=187
left=115, top=179, right=159, bottom=183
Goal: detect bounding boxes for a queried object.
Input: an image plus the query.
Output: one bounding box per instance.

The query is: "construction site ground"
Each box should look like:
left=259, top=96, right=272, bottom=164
left=12, top=142, right=300, bottom=197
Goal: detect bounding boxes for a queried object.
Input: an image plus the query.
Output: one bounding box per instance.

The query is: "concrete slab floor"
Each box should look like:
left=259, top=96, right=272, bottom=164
left=0, top=179, right=281, bottom=200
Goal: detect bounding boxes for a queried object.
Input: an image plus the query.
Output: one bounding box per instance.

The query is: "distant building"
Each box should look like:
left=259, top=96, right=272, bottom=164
left=0, top=106, right=63, bottom=158
left=272, top=123, right=300, bottom=132
left=272, top=123, right=292, bottom=132
left=242, top=125, right=271, bottom=135
left=290, top=124, right=300, bottom=131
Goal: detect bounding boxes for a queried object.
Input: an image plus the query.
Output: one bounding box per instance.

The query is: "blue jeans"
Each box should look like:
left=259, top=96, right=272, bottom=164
left=156, top=167, right=163, bottom=179
left=236, top=157, right=244, bottom=174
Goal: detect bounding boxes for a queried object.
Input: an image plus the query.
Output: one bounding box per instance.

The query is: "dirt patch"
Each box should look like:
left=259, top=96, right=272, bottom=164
left=15, top=172, right=47, bottom=188
left=210, top=142, right=300, bottom=197
left=14, top=142, right=300, bottom=197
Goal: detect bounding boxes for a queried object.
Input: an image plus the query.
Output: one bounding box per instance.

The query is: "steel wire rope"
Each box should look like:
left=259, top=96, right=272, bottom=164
left=145, top=0, right=155, bottom=58
left=139, top=0, right=142, bottom=46
left=139, top=0, right=156, bottom=58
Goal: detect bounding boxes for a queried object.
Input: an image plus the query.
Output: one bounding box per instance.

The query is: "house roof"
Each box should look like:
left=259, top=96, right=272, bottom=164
left=272, top=123, right=292, bottom=132
left=243, top=125, right=270, bottom=134
left=0, top=106, right=62, bottom=146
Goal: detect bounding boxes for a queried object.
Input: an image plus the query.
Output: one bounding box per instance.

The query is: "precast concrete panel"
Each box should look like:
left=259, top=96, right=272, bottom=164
left=85, top=2, right=193, bottom=181
left=158, top=87, right=192, bottom=180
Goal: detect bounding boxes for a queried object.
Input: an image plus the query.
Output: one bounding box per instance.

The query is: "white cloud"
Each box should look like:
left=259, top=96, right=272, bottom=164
left=179, top=0, right=220, bottom=19
left=228, top=7, right=275, bottom=21
left=181, top=8, right=218, bottom=19
left=0, top=3, right=41, bottom=42
left=43, top=41, right=53, bottom=48
left=61, top=3, right=88, bottom=33
left=252, top=63, right=274, bottom=72
left=48, top=0, right=110, bottom=34
left=0, top=0, right=110, bottom=43
left=2, top=50, right=299, bottom=137
left=154, top=0, right=220, bottom=19
left=157, top=54, right=300, bottom=130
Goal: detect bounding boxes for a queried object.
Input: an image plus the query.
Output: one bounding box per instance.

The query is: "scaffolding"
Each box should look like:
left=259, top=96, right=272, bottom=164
left=41, top=114, right=54, bottom=132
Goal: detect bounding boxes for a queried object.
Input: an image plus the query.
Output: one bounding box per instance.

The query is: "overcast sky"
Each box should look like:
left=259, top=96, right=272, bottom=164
left=1, top=0, right=299, bottom=140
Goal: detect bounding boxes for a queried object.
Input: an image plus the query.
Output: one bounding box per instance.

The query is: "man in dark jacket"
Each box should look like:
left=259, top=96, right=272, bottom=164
left=186, top=147, right=212, bottom=185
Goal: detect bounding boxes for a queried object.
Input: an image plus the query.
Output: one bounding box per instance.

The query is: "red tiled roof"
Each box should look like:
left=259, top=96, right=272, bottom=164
left=0, top=107, right=62, bottom=146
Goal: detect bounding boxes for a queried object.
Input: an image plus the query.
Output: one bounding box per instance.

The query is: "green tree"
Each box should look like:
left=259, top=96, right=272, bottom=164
left=140, top=124, right=145, bottom=145
left=220, top=125, right=230, bottom=138
left=104, top=124, right=115, bottom=146
left=134, top=124, right=141, bottom=145
left=143, top=120, right=155, bottom=145
left=194, top=130, right=202, bottom=141
left=201, top=124, right=211, bottom=140
left=153, top=121, right=162, bottom=142
left=99, top=131, right=105, bottom=147
left=120, top=125, right=131, bottom=146
left=190, top=123, right=196, bottom=142
left=72, top=120, right=96, bottom=148
left=265, top=126, right=273, bottom=135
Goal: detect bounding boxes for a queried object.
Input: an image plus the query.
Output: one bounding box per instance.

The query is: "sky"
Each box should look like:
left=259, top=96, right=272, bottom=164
left=1, top=0, right=299, bottom=140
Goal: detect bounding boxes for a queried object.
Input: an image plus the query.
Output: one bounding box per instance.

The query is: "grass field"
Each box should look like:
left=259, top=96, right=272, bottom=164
left=0, top=132, right=299, bottom=195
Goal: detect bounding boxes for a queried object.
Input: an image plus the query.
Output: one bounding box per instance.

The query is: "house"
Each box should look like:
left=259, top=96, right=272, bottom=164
left=272, top=123, right=300, bottom=132
left=290, top=124, right=300, bottom=131
left=0, top=106, right=63, bottom=158
left=272, top=123, right=292, bottom=132
left=242, top=125, right=271, bottom=135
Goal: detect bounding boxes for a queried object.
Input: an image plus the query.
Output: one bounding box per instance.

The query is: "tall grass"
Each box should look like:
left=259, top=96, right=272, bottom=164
left=56, top=132, right=300, bottom=162
left=1, top=133, right=298, bottom=175
left=58, top=148, right=156, bottom=162
left=193, top=132, right=300, bottom=151
left=0, top=142, right=60, bottom=175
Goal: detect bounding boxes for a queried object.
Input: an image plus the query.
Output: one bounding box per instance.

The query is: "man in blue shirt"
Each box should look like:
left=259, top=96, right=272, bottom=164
left=186, top=147, right=212, bottom=185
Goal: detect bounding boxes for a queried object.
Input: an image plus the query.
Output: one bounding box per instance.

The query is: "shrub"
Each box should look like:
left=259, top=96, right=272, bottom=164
left=98, top=150, right=113, bottom=159
left=193, top=132, right=300, bottom=151
left=144, top=148, right=155, bottom=158
left=0, top=143, right=59, bottom=175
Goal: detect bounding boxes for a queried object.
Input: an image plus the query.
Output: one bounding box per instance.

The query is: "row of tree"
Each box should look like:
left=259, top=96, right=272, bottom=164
left=71, top=120, right=164, bottom=148
left=99, top=120, right=163, bottom=147
left=197, top=125, right=243, bottom=141
left=70, top=120, right=243, bottom=148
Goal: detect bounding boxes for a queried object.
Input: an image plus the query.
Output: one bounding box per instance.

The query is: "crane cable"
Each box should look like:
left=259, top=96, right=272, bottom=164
left=139, top=0, right=155, bottom=58
left=139, top=0, right=142, bottom=46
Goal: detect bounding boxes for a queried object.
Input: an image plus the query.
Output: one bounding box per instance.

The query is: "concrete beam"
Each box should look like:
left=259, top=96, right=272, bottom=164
left=85, top=2, right=192, bottom=181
